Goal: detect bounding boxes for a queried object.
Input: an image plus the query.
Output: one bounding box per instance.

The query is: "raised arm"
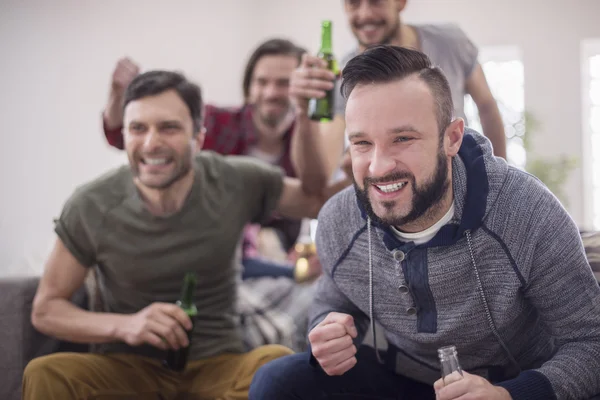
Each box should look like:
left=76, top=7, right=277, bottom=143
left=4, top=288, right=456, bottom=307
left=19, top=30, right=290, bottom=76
left=289, top=53, right=347, bottom=195
left=465, top=63, right=506, bottom=159
left=276, top=175, right=351, bottom=220
left=102, top=57, right=140, bottom=150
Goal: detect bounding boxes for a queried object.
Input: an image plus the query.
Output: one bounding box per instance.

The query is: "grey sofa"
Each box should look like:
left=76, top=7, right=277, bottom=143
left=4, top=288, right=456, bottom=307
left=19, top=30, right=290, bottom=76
left=0, top=277, right=89, bottom=400
left=2, top=232, right=599, bottom=400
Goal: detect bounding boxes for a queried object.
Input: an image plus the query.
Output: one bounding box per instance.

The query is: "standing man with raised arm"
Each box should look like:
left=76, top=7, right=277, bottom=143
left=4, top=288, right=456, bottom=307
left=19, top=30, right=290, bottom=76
left=291, top=0, right=507, bottom=184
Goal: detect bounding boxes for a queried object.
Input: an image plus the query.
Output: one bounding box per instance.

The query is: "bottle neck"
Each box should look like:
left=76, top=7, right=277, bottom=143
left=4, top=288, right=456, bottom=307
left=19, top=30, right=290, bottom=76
left=320, top=23, right=332, bottom=54
left=180, top=274, right=197, bottom=309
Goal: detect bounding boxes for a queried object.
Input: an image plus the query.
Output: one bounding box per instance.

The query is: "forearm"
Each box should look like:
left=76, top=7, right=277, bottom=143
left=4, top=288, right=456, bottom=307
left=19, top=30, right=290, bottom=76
left=290, top=113, right=330, bottom=195
left=479, top=104, right=507, bottom=159
left=103, top=91, right=125, bottom=130
left=32, top=297, right=127, bottom=344
left=323, top=176, right=352, bottom=201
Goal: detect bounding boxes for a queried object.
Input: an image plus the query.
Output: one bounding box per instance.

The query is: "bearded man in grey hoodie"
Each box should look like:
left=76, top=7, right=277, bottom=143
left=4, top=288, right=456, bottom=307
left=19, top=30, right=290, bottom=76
left=249, top=45, right=600, bottom=400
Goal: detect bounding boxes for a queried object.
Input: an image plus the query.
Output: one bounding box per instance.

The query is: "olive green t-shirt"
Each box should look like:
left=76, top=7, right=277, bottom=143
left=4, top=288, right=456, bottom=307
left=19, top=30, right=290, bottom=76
left=54, top=150, right=284, bottom=361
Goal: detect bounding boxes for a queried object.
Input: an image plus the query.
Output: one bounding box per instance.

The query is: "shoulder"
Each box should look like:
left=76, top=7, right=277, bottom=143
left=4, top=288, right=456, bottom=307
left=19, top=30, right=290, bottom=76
left=58, top=165, right=132, bottom=236
left=416, top=23, right=473, bottom=46
left=204, top=103, right=245, bottom=118
left=315, top=186, right=367, bottom=268
left=490, top=165, right=571, bottom=234
left=66, top=165, right=132, bottom=211
left=196, top=151, right=283, bottom=182
left=340, top=48, right=360, bottom=68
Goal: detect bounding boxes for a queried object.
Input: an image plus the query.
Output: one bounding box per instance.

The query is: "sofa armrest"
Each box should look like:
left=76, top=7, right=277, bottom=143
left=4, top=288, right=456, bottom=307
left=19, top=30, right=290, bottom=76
left=0, top=276, right=89, bottom=400
left=0, top=277, right=58, bottom=400
left=581, top=231, right=600, bottom=281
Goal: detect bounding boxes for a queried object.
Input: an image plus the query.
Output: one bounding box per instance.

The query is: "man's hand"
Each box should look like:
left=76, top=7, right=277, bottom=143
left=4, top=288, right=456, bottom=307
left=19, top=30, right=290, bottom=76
left=290, top=53, right=336, bottom=115
left=308, top=312, right=358, bottom=376
left=111, top=57, right=140, bottom=95
left=116, top=302, right=192, bottom=351
left=434, top=371, right=512, bottom=400
left=104, top=57, right=140, bottom=128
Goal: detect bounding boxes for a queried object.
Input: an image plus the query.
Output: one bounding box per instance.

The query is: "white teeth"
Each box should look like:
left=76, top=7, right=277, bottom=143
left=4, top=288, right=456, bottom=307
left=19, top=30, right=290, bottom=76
left=361, top=24, right=379, bottom=31
left=144, top=158, right=168, bottom=166
left=376, top=182, right=406, bottom=193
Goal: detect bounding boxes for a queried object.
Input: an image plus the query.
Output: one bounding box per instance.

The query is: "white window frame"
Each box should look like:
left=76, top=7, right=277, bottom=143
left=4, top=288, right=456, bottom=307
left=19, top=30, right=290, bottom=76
left=464, top=45, right=525, bottom=169
left=581, top=39, right=600, bottom=231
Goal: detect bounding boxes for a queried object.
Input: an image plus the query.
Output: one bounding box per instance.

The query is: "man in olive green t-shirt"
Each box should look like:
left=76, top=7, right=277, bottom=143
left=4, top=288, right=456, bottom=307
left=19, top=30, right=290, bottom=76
left=22, top=70, right=342, bottom=400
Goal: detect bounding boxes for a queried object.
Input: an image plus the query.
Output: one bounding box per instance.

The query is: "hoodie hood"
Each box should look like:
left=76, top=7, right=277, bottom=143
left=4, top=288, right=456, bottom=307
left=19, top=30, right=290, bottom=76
left=356, top=128, right=509, bottom=250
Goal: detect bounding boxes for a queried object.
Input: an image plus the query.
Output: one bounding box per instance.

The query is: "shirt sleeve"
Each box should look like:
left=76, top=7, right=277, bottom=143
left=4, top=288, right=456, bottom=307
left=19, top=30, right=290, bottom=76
left=497, top=187, right=600, bottom=400
left=102, top=115, right=124, bottom=150
left=447, top=24, right=479, bottom=79
left=226, top=156, right=284, bottom=224
left=53, top=189, right=99, bottom=267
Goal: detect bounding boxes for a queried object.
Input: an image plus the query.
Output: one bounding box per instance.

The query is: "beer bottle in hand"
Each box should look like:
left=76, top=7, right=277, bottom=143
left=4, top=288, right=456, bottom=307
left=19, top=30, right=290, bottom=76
left=164, top=272, right=198, bottom=371
left=438, top=345, right=464, bottom=386
left=308, top=20, right=339, bottom=122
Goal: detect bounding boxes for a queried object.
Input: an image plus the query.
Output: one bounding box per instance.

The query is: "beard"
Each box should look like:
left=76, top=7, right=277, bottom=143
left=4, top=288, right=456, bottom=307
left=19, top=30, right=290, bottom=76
left=354, top=18, right=401, bottom=48
left=257, top=98, right=292, bottom=128
left=130, top=148, right=193, bottom=190
left=354, top=147, right=449, bottom=228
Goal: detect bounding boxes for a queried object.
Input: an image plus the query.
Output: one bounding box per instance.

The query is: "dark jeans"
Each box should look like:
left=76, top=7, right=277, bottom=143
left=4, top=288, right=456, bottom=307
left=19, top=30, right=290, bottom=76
left=249, top=346, right=435, bottom=400
left=241, top=257, right=294, bottom=280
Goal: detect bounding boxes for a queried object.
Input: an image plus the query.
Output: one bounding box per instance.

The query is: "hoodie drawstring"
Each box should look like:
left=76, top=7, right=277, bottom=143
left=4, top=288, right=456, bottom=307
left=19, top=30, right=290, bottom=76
left=465, top=229, right=521, bottom=374
left=367, top=217, right=385, bottom=364
left=367, top=223, right=522, bottom=372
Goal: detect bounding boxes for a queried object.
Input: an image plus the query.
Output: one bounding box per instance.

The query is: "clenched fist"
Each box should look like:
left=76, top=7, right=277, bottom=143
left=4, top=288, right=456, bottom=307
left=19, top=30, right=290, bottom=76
left=308, top=312, right=358, bottom=376
left=111, top=57, right=140, bottom=95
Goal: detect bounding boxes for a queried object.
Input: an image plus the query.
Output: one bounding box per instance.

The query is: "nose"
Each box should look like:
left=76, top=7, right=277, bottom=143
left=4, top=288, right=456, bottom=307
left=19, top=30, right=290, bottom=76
left=263, top=82, right=286, bottom=101
left=369, top=146, right=396, bottom=178
left=142, top=128, right=162, bottom=151
left=356, top=0, right=377, bottom=21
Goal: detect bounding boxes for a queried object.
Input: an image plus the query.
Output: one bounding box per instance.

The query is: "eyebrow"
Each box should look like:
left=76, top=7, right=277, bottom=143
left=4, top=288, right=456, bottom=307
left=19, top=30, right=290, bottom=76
left=127, top=119, right=182, bottom=126
left=348, top=125, right=423, bottom=141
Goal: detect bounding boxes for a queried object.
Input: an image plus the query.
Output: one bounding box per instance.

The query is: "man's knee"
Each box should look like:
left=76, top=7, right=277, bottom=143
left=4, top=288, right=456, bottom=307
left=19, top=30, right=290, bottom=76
left=249, top=352, right=315, bottom=399
left=247, top=344, right=294, bottom=369
left=23, top=353, right=65, bottom=382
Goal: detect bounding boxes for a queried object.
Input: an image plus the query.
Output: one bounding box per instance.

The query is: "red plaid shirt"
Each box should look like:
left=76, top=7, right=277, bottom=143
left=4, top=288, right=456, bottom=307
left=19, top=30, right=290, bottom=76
left=103, top=104, right=296, bottom=177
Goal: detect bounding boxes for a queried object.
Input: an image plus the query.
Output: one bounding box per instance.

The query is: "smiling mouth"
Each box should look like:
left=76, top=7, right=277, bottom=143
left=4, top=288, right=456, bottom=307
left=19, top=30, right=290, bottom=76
left=357, top=23, right=384, bottom=32
left=141, top=157, right=171, bottom=166
left=374, top=181, right=407, bottom=194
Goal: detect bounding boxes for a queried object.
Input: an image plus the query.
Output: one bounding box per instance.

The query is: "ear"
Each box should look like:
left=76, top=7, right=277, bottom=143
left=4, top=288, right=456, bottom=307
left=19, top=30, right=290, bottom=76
left=395, top=0, right=407, bottom=12
left=193, top=126, right=207, bottom=153
left=443, top=118, right=464, bottom=157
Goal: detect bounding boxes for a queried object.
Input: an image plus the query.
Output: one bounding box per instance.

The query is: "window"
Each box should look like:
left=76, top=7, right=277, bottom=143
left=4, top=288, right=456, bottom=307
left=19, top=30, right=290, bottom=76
left=582, top=40, right=600, bottom=231
left=464, top=46, right=526, bottom=169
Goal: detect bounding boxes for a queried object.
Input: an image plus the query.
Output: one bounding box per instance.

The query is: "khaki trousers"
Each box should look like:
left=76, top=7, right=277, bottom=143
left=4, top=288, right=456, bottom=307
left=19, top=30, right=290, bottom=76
left=22, top=344, right=292, bottom=400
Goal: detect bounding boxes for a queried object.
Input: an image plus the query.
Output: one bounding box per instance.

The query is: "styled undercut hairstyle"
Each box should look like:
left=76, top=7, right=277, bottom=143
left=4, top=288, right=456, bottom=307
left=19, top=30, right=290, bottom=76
left=340, top=45, right=454, bottom=134
left=123, top=70, right=203, bottom=134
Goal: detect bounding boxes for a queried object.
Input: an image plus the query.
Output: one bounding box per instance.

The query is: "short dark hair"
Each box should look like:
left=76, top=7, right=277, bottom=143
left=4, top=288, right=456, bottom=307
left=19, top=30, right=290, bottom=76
left=242, top=38, right=306, bottom=101
left=123, top=70, right=203, bottom=133
left=341, top=45, right=453, bottom=133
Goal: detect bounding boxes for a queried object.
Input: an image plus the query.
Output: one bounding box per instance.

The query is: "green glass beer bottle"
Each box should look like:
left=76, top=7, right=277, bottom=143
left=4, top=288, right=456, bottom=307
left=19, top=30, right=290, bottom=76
left=308, top=20, right=339, bottom=122
left=164, top=272, right=198, bottom=371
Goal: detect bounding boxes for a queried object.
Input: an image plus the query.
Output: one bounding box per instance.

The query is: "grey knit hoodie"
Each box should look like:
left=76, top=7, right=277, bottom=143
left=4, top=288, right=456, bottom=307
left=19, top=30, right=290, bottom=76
left=309, top=129, right=600, bottom=400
